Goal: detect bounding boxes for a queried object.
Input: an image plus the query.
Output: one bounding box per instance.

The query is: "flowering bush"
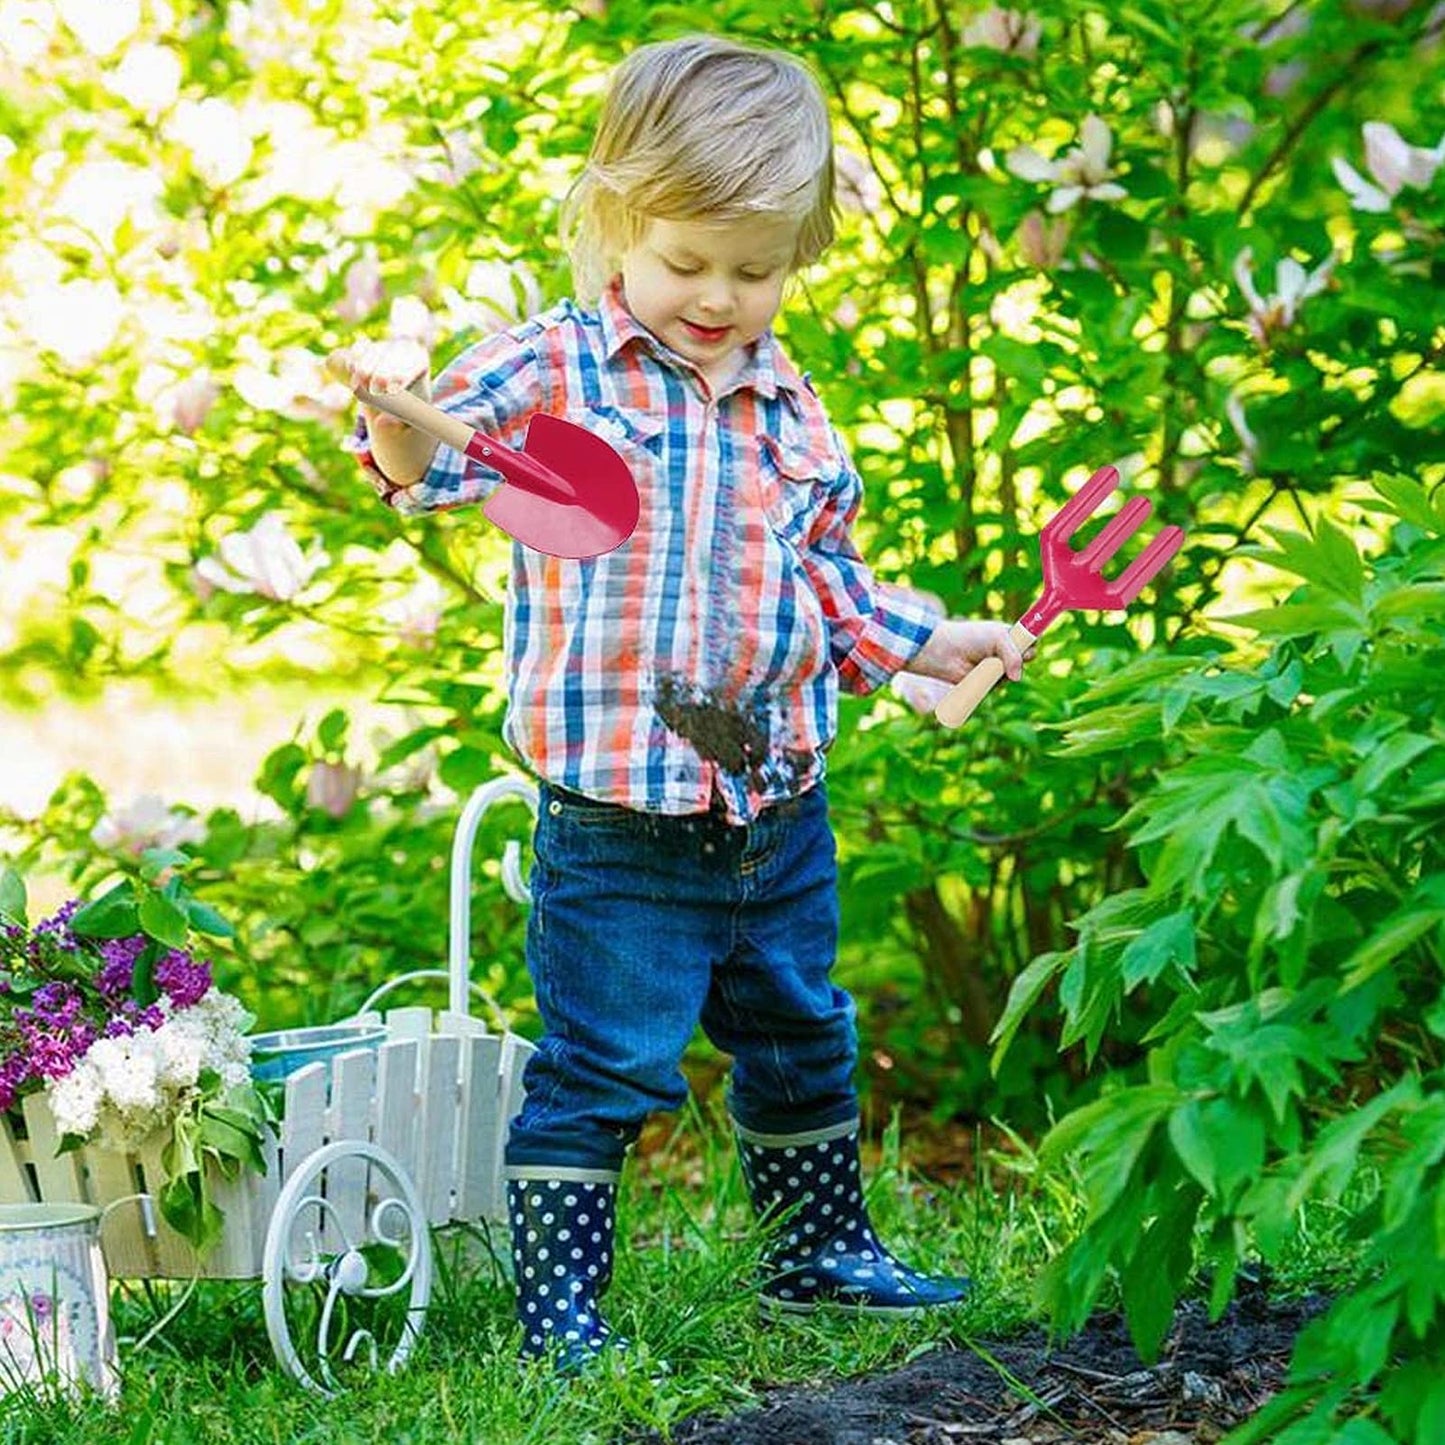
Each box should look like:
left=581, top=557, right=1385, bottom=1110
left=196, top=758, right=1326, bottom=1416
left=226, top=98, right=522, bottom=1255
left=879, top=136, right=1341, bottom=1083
left=0, top=866, right=271, bottom=1255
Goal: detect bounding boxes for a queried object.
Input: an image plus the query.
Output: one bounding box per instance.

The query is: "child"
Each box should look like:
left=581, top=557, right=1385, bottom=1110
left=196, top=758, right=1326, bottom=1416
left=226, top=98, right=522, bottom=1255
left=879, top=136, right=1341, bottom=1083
left=335, top=34, right=1026, bottom=1370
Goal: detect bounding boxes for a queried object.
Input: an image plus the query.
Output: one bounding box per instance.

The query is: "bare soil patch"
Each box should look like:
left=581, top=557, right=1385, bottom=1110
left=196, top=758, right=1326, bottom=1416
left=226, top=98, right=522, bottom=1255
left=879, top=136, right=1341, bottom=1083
left=647, top=1282, right=1323, bottom=1445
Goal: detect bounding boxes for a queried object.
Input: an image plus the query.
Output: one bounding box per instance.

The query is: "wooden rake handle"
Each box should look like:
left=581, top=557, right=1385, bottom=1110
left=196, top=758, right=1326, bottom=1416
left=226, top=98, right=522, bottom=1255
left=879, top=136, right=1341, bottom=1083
left=933, top=621, right=1038, bottom=729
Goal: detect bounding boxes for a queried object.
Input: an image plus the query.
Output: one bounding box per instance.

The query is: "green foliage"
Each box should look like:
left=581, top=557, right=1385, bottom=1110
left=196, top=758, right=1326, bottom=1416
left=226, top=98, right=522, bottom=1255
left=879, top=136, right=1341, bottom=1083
left=997, top=473, right=1445, bottom=1441
left=0, top=0, right=1442, bottom=1158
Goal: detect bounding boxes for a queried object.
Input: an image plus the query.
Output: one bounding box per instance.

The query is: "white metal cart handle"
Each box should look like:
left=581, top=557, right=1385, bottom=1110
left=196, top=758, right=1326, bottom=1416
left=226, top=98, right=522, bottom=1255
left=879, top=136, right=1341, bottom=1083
left=448, top=775, right=539, bottom=1017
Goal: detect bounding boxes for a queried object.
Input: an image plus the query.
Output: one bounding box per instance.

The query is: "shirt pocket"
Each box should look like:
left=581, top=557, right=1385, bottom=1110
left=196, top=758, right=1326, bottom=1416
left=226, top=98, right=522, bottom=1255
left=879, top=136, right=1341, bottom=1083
left=758, top=433, right=842, bottom=546
left=578, top=403, right=666, bottom=460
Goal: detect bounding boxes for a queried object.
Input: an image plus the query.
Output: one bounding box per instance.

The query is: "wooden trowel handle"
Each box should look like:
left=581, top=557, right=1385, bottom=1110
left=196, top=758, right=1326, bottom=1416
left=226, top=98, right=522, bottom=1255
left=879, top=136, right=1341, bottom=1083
left=933, top=621, right=1038, bottom=729
left=348, top=378, right=475, bottom=454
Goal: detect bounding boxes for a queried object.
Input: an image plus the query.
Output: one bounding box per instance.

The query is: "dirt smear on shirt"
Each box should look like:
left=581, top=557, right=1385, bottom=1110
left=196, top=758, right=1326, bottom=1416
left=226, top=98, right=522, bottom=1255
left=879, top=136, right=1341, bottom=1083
left=655, top=676, right=772, bottom=779
left=653, top=674, right=819, bottom=796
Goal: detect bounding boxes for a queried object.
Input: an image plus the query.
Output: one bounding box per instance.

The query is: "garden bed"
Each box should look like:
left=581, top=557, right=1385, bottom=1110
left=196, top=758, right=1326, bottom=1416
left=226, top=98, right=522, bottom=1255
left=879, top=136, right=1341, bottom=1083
left=648, top=1280, right=1325, bottom=1445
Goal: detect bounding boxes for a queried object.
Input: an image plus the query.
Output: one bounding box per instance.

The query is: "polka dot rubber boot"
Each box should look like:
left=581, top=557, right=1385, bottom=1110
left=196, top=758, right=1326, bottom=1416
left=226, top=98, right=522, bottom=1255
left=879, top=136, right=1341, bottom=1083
left=506, top=1172, right=622, bottom=1372
left=734, top=1119, right=971, bottom=1317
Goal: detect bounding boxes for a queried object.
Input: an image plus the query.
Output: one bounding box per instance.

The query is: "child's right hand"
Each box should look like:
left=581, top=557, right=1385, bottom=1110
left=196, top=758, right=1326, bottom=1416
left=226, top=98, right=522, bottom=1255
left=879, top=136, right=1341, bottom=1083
left=330, top=338, right=431, bottom=429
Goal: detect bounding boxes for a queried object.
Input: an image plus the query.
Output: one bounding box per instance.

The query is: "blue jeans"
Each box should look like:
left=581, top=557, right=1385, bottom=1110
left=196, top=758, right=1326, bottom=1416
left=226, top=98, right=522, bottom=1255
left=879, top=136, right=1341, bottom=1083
left=504, top=782, right=859, bottom=1172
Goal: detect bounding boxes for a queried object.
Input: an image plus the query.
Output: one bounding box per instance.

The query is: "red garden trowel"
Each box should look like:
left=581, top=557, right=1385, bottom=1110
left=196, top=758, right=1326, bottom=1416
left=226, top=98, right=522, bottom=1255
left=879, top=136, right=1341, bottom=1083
left=335, top=361, right=639, bottom=560
left=934, top=465, right=1185, bottom=728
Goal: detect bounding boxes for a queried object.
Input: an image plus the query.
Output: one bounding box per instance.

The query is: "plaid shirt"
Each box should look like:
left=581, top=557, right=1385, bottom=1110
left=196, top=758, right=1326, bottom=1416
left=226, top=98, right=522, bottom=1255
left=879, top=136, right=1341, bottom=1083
left=352, top=282, right=939, bottom=822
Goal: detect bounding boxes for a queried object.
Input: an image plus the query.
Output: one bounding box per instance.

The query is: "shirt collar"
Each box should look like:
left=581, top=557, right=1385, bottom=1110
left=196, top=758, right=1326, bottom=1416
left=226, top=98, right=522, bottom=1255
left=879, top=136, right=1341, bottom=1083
left=597, top=277, right=809, bottom=404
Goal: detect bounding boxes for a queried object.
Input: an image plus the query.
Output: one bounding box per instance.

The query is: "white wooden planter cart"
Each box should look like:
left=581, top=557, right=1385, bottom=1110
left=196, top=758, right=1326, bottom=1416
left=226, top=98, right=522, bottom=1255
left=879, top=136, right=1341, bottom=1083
left=0, top=776, right=540, bottom=1396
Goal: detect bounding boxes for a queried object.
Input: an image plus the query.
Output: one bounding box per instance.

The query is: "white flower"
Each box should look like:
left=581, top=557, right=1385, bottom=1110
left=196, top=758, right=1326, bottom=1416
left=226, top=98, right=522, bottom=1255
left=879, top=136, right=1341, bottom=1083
left=170, top=371, right=219, bottom=434
left=442, top=258, right=542, bottom=331
left=380, top=574, right=445, bottom=650
left=1006, top=115, right=1128, bottom=212
left=47, top=1064, right=102, bottom=1138
left=88, top=1036, right=160, bottom=1113
left=835, top=148, right=884, bottom=215
left=1225, top=392, right=1259, bottom=474
left=92, top=796, right=205, bottom=856
left=1233, top=246, right=1336, bottom=344
left=1331, top=121, right=1445, bottom=212
left=230, top=346, right=353, bottom=421
left=306, top=760, right=362, bottom=818
left=153, top=1021, right=206, bottom=1090
left=337, top=252, right=384, bottom=324
left=195, top=512, right=329, bottom=602
left=1015, top=210, right=1070, bottom=269
left=962, top=7, right=1042, bottom=56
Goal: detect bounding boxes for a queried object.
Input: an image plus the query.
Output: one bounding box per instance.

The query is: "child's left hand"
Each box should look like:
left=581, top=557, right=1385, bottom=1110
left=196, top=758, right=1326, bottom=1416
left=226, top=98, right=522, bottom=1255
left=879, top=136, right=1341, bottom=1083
left=906, top=618, right=1030, bottom=688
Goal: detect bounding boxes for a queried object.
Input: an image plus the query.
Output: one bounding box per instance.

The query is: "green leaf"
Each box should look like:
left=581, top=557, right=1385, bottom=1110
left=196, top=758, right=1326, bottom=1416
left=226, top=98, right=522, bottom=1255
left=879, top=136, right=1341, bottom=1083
left=1258, top=521, right=1367, bottom=605
left=1287, top=1080, right=1415, bottom=1210
left=1220, top=598, right=1367, bottom=640
left=317, top=707, right=349, bottom=752
left=69, top=883, right=140, bottom=940
left=1040, top=1085, right=1177, bottom=1215
left=1340, top=905, right=1445, bottom=993
left=1119, top=911, right=1196, bottom=989
left=1370, top=471, right=1444, bottom=535
left=138, top=889, right=190, bottom=950
left=990, top=951, right=1068, bottom=1072
left=1168, top=1098, right=1265, bottom=1200
left=0, top=867, right=25, bottom=924
left=1121, top=1181, right=1201, bottom=1362
left=183, top=898, right=235, bottom=938
left=139, top=847, right=190, bottom=882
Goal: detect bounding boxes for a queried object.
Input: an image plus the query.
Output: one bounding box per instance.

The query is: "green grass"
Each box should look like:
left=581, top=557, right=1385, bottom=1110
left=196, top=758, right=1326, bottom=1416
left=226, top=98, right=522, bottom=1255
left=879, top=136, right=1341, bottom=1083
left=0, top=1105, right=1058, bottom=1445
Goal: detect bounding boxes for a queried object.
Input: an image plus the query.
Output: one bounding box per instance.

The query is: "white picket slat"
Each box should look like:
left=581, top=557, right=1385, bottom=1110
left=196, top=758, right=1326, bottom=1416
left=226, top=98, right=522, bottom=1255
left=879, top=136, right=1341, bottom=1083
left=417, top=1034, right=460, bottom=1224
left=84, top=1145, right=160, bottom=1279
left=0, top=1112, right=35, bottom=1204
left=455, top=1034, right=503, bottom=1220
left=323, top=1048, right=377, bottom=1248
left=373, top=1038, right=420, bottom=1187
left=280, top=1063, right=328, bottom=1184
left=20, top=1093, right=84, bottom=1200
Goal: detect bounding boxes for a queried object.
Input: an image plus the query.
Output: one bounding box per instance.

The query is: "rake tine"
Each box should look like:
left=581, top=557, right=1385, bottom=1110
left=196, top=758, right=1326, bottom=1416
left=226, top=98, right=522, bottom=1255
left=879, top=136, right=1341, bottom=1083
left=1109, top=524, right=1187, bottom=605
left=1049, top=466, right=1120, bottom=541
left=1074, top=495, right=1153, bottom=572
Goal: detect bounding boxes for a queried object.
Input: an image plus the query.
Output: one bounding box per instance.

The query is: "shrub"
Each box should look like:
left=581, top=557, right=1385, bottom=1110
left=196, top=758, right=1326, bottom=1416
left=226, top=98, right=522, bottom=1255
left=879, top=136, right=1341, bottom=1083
left=995, top=472, right=1445, bottom=1442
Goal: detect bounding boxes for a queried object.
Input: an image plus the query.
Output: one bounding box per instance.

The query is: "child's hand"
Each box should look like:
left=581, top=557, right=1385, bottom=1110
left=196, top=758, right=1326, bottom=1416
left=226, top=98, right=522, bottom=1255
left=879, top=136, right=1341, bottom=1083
left=330, top=339, right=430, bottom=430
left=907, top=618, right=1030, bottom=686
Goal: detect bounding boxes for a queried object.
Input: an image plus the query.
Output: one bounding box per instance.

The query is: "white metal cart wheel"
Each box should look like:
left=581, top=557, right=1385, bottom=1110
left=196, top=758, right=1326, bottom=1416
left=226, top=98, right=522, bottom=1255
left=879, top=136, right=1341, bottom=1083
left=262, top=1140, right=432, bottom=1396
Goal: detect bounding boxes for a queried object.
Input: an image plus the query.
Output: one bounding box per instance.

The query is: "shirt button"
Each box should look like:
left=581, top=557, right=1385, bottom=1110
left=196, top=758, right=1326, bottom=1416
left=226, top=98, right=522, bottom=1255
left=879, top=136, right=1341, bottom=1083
left=548, top=800, right=563, bottom=816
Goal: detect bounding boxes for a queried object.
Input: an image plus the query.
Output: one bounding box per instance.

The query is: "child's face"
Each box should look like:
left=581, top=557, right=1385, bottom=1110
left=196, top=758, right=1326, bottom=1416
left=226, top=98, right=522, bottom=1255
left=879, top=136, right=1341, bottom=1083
left=620, top=215, right=800, bottom=384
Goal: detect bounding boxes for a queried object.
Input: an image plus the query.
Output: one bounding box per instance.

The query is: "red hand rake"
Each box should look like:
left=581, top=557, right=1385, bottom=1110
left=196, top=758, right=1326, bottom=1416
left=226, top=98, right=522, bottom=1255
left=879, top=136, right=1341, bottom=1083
left=934, top=466, right=1186, bottom=728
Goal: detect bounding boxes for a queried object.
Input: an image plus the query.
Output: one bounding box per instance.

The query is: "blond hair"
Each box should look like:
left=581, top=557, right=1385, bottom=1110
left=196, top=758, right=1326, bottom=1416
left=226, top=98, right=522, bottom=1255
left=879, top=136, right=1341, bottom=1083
left=563, top=35, right=836, bottom=300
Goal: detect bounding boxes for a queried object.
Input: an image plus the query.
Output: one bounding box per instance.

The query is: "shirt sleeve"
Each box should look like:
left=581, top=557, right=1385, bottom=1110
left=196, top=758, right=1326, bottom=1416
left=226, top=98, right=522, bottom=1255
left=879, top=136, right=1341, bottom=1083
left=344, top=327, right=546, bottom=516
left=801, top=435, right=942, bottom=696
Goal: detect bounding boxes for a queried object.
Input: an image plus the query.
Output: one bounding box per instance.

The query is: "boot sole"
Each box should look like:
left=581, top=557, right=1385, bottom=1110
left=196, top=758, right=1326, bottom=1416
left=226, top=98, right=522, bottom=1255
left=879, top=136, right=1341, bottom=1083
left=758, top=1294, right=966, bottom=1321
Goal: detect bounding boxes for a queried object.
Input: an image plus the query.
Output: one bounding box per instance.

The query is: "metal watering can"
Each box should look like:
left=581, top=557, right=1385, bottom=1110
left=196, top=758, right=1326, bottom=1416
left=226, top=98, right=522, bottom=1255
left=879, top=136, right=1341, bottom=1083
left=0, top=1203, right=119, bottom=1401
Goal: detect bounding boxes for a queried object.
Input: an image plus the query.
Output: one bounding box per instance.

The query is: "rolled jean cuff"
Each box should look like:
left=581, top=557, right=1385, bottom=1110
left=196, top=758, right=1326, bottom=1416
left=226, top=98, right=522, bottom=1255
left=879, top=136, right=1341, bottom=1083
left=504, top=1124, right=631, bottom=1175
left=727, top=1101, right=860, bottom=1146
left=504, top=1163, right=621, bottom=1186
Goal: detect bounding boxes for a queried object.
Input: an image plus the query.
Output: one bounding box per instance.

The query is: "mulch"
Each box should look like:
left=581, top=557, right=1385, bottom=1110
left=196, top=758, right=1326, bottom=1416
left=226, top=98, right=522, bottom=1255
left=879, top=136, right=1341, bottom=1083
left=640, top=1282, right=1325, bottom=1445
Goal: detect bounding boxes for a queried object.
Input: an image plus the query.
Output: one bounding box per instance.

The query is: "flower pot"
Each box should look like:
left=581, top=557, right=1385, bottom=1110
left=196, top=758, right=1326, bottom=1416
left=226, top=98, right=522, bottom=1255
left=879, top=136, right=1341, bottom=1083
left=0, top=1202, right=118, bottom=1401
left=248, top=1024, right=388, bottom=1083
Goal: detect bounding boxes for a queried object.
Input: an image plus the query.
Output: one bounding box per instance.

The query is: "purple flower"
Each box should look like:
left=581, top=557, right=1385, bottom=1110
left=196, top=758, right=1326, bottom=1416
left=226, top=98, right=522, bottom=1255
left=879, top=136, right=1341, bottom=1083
left=32, top=902, right=82, bottom=952
left=154, top=949, right=211, bottom=1010
left=25, top=1031, right=76, bottom=1081
left=97, top=936, right=146, bottom=997
left=31, top=983, right=82, bottom=1029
